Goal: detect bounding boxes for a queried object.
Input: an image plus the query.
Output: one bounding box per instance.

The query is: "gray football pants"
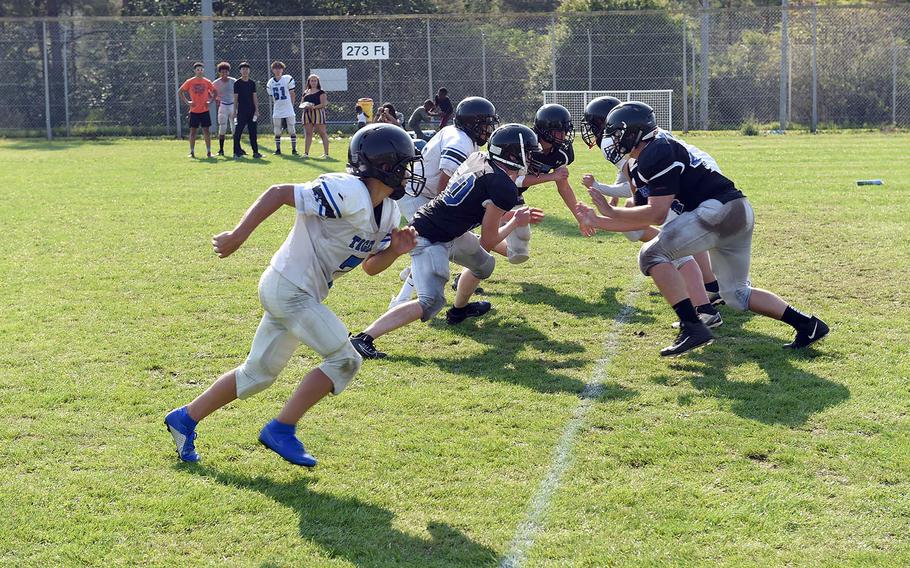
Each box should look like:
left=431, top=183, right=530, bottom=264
left=638, top=198, right=755, bottom=311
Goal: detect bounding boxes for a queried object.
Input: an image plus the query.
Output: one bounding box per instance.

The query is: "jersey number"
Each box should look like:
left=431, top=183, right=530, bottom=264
left=339, top=255, right=364, bottom=271
left=272, top=86, right=287, bottom=101
left=442, top=174, right=476, bottom=207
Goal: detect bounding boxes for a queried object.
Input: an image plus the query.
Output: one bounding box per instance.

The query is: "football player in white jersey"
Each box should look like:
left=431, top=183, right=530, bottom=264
left=390, top=96, right=499, bottom=308
left=213, top=61, right=237, bottom=156
left=164, top=124, right=425, bottom=467
left=265, top=61, right=298, bottom=155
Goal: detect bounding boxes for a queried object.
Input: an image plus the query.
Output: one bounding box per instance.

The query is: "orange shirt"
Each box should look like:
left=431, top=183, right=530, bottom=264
left=180, top=77, right=216, bottom=113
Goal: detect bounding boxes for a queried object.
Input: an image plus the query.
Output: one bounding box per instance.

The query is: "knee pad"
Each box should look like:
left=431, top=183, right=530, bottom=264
left=624, top=229, right=646, bottom=242
left=235, top=360, right=279, bottom=400
left=470, top=252, right=496, bottom=280
left=418, top=289, right=447, bottom=322
left=506, top=225, right=531, bottom=264
left=319, top=341, right=362, bottom=394
left=638, top=238, right=673, bottom=276
left=720, top=286, right=752, bottom=312
left=672, top=255, right=695, bottom=270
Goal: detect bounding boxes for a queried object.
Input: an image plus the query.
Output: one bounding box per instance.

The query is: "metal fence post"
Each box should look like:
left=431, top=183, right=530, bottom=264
left=265, top=28, right=272, bottom=118
left=378, top=59, right=383, bottom=104
left=682, top=21, right=688, bottom=133
left=691, top=29, right=697, bottom=129
left=299, top=20, right=306, bottom=80
left=550, top=14, right=557, bottom=90
left=164, top=27, right=171, bottom=136
left=779, top=0, right=789, bottom=131
left=811, top=3, right=817, bottom=132
left=699, top=1, right=709, bottom=130
left=63, top=25, right=70, bottom=136
left=481, top=31, right=487, bottom=99
left=201, top=0, right=214, bottom=78
left=42, top=21, right=52, bottom=140
left=587, top=27, right=592, bottom=91
left=893, top=37, right=898, bottom=126
left=172, top=21, right=181, bottom=138
left=426, top=19, right=433, bottom=98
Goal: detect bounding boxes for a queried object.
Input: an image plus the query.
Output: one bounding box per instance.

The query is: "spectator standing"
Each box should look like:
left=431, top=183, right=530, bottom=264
left=179, top=62, right=216, bottom=158
left=265, top=61, right=298, bottom=155
left=213, top=61, right=237, bottom=156
left=232, top=62, right=261, bottom=159
left=407, top=99, right=436, bottom=141
left=376, top=103, right=401, bottom=126
left=434, top=88, right=453, bottom=129
left=300, top=74, right=330, bottom=158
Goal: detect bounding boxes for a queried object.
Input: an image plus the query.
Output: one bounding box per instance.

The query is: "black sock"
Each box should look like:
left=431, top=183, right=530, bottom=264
left=672, top=299, right=699, bottom=324
left=356, top=332, right=374, bottom=342
left=781, top=305, right=812, bottom=330
left=705, top=280, right=719, bottom=294
left=219, top=138, right=224, bottom=152
left=696, top=303, right=718, bottom=316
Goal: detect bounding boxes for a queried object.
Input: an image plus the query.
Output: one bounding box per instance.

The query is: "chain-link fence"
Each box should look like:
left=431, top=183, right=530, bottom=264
left=2, top=7, right=909, bottom=138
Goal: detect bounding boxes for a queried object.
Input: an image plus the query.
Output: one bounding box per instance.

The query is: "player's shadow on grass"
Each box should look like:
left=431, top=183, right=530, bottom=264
left=395, top=314, right=636, bottom=400
left=492, top=282, right=656, bottom=325
left=183, top=465, right=496, bottom=567
left=653, top=311, right=848, bottom=427
left=534, top=214, right=624, bottom=241
left=4, top=138, right=116, bottom=151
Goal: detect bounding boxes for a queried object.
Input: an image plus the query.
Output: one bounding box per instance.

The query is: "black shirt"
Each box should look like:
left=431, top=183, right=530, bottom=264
left=412, top=158, right=520, bottom=243
left=302, top=89, right=324, bottom=106
left=435, top=96, right=453, bottom=115
left=630, top=132, right=743, bottom=212
left=234, top=79, right=257, bottom=117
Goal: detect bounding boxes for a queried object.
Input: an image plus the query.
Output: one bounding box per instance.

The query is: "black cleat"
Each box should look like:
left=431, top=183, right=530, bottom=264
left=292, top=150, right=300, bottom=156
left=784, top=316, right=829, bottom=349
left=273, top=149, right=282, bottom=155
left=239, top=149, right=248, bottom=156
left=217, top=150, right=224, bottom=156
left=451, top=272, right=484, bottom=294
left=446, top=301, right=492, bottom=325
left=660, top=320, right=714, bottom=357
left=350, top=332, right=386, bottom=359
left=252, top=153, right=263, bottom=159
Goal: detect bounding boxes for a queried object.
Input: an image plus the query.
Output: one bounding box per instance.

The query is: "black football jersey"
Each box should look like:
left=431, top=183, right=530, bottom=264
left=412, top=153, right=520, bottom=244
left=527, top=142, right=574, bottom=178
left=630, top=132, right=743, bottom=212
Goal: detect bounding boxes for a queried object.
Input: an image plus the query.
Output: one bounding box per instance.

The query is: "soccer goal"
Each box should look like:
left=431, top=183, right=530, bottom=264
left=542, top=90, right=673, bottom=132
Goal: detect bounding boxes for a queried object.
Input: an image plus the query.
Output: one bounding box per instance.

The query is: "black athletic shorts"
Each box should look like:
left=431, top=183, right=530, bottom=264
left=189, top=111, right=212, bottom=128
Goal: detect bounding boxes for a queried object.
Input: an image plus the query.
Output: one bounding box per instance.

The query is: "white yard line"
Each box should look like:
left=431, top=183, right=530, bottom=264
left=500, top=274, right=645, bottom=568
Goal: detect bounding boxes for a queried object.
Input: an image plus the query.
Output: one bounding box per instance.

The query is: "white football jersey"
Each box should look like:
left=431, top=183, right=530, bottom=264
left=418, top=125, right=477, bottom=198
left=270, top=173, right=401, bottom=302
left=266, top=74, right=296, bottom=118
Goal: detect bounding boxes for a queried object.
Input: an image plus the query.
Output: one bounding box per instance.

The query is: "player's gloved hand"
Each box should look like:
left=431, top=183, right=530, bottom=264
left=581, top=174, right=596, bottom=189
left=588, top=187, right=614, bottom=216
left=553, top=166, right=570, bottom=182
left=390, top=226, right=418, bottom=255
left=212, top=230, right=246, bottom=258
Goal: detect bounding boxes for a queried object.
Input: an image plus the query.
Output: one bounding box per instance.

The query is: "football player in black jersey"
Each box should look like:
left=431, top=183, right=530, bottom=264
left=575, top=102, right=828, bottom=357
left=350, top=124, right=545, bottom=359
left=489, top=104, right=595, bottom=264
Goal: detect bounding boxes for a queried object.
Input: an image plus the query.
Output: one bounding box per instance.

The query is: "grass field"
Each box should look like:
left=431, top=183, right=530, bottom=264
left=1, top=133, right=909, bottom=567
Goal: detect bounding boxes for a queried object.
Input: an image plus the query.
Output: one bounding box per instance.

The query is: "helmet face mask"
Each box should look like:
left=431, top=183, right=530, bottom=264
left=581, top=96, right=623, bottom=149
left=604, top=102, right=659, bottom=158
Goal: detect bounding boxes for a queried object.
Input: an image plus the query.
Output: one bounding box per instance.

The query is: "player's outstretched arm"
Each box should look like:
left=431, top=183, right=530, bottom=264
left=361, top=227, right=418, bottom=276
left=212, top=184, right=295, bottom=258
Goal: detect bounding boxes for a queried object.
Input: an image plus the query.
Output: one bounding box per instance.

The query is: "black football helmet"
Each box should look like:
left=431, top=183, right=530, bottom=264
left=581, top=96, right=622, bottom=149
left=604, top=101, right=659, bottom=157
left=454, top=96, right=499, bottom=146
left=347, top=123, right=426, bottom=199
left=533, top=103, right=574, bottom=150
left=487, top=123, right=540, bottom=173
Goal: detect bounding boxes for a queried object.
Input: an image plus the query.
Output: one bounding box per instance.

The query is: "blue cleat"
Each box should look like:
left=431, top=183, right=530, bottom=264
left=165, top=406, right=200, bottom=462
left=258, top=419, right=317, bottom=468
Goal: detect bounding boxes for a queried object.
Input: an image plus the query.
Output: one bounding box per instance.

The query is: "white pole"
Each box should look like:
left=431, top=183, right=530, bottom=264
left=164, top=29, right=170, bottom=135
left=63, top=25, right=70, bottom=136
left=587, top=27, right=592, bottom=91
left=378, top=59, right=383, bottom=104
left=550, top=14, right=557, bottom=90
left=811, top=3, right=817, bottom=132
left=700, top=0, right=709, bottom=129
left=893, top=38, right=898, bottom=126
left=201, top=0, right=215, bottom=119
left=266, top=28, right=272, bottom=118
left=299, top=20, right=306, bottom=80
left=42, top=21, right=52, bottom=140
